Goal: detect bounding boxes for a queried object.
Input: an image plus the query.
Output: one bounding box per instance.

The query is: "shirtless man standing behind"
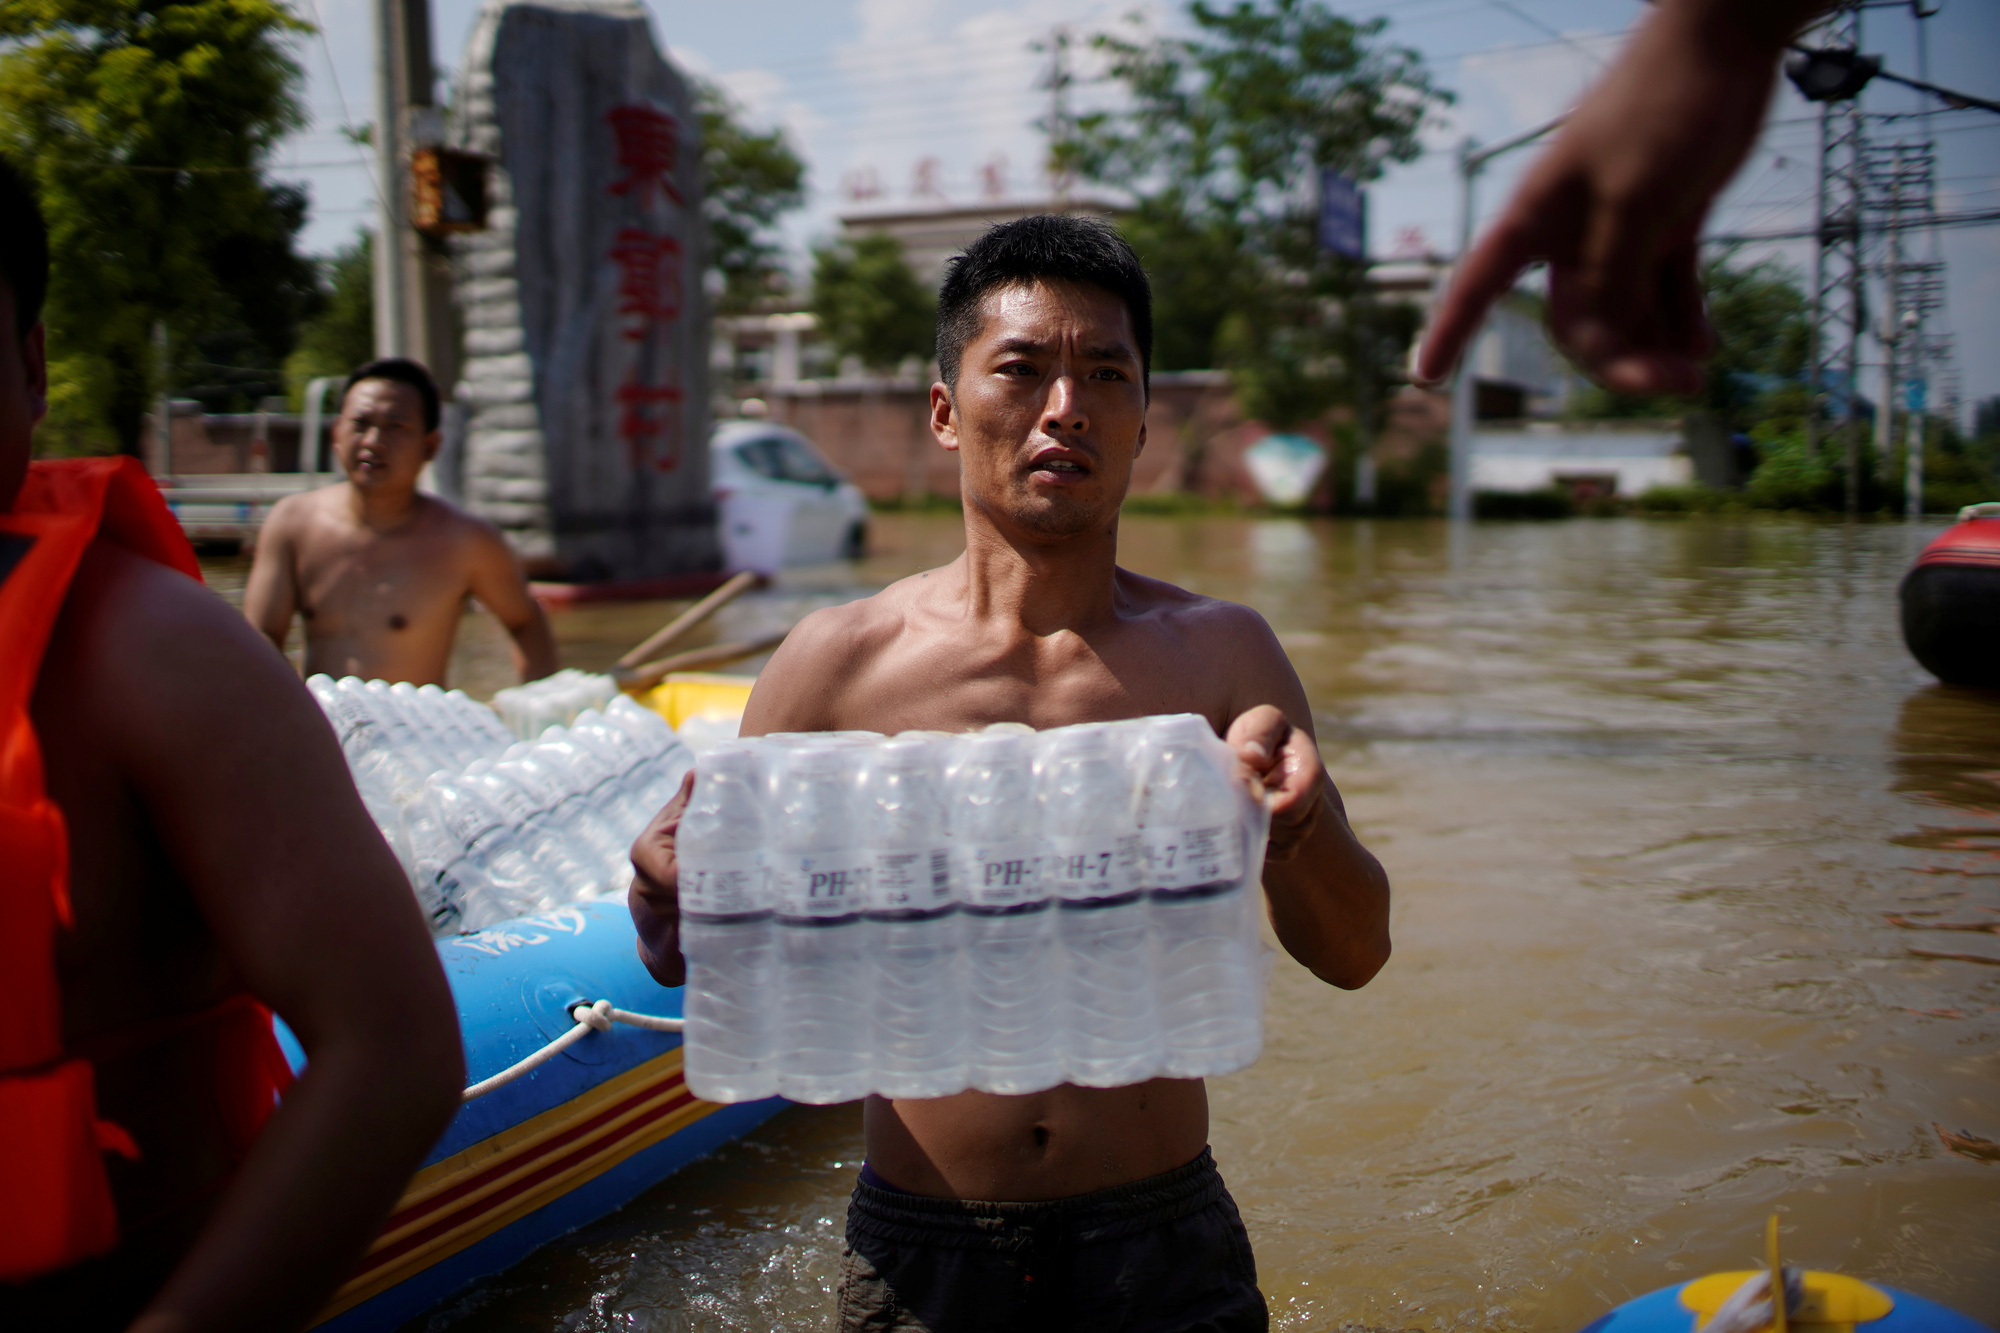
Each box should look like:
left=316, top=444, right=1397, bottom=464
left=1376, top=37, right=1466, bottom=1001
left=630, top=216, right=1391, bottom=1331
left=245, top=358, right=557, bottom=685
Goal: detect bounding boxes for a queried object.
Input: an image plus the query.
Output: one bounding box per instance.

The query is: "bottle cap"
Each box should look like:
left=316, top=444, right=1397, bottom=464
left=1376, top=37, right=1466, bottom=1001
left=1148, top=713, right=1214, bottom=746
left=782, top=744, right=853, bottom=776
left=962, top=730, right=1031, bottom=763
left=702, top=746, right=761, bottom=780
left=1046, top=723, right=1112, bottom=754
left=872, top=736, right=937, bottom=769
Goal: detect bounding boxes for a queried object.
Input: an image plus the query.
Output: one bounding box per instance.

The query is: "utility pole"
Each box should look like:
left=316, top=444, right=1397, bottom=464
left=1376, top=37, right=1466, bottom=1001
left=1903, top=317, right=1924, bottom=522
left=1800, top=3, right=1868, bottom=511
left=372, top=0, right=406, bottom=359
left=372, top=0, right=451, bottom=375
left=1353, top=297, right=1377, bottom=509
left=1041, top=26, right=1074, bottom=208
left=1870, top=146, right=1903, bottom=503
left=1447, top=138, right=1478, bottom=522
left=1445, top=113, right=1565, bottom=522
left=152, top=321, right=173, bottom=478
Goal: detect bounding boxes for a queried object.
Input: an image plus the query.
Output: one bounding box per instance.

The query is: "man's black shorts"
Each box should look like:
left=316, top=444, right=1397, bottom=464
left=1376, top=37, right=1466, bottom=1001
left=837, top=1147, right=1269, bottom=1333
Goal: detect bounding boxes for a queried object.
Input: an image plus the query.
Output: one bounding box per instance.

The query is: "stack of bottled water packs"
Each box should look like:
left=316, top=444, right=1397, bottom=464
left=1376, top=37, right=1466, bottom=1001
left=676, top=714, right=1273, bottom=1105
left=307, top=676, right=692, bottom=935
left=490, top=668, right=623, bottom=740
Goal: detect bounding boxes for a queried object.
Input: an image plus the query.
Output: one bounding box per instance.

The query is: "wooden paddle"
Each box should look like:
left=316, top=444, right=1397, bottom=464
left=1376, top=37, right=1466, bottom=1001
left=613, top=570, right=767, bottom=672
left=615, top=628, right=792, bottom=694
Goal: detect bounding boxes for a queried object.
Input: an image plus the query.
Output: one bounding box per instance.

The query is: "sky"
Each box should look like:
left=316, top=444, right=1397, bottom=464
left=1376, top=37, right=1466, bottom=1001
left=277, top=0, right=2000, bottom=421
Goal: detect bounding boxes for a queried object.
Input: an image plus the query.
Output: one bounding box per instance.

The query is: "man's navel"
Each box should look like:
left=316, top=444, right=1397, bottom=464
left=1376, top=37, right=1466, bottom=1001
left=389, top=613, right=408, bottom=631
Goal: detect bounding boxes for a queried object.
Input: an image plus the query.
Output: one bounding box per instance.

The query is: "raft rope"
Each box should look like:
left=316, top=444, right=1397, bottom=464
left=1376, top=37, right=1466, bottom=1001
left=461, top=999, right=686, bottom=1102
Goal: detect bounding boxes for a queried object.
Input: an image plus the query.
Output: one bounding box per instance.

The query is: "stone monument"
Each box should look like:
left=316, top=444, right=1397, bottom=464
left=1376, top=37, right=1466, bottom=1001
left=450, top=0, right=716, bottom=580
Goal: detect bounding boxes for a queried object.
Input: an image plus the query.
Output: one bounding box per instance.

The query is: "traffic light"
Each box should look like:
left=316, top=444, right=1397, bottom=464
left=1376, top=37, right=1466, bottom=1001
left=1784, top=47, right=1882, bottom=102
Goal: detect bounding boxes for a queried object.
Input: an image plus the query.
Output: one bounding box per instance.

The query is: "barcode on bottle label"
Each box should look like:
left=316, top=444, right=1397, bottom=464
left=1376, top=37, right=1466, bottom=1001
left=773, top=854, right=869, bottom=918
left=680, top=851, right=765, bottom=915
left=956, top=840, right=1044, bottom=908
left=1140, top=824, right=1242, bottom=890
left=1045, top=834, right=1140, bottom=901
left=869, top=848, right=952, bottom=911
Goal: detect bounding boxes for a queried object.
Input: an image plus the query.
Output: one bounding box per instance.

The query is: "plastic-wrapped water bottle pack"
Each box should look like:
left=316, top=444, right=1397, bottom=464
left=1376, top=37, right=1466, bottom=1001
left=676, top=714, right=1273, bottom=1105
left=490, top=669, right=622, bottom=740
left=308, top=676, right=692, bottom=935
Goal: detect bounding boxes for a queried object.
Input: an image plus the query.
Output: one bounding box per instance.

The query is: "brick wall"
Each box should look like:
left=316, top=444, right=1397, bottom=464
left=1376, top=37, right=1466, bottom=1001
left=744, top=370, right=1255, bottom=502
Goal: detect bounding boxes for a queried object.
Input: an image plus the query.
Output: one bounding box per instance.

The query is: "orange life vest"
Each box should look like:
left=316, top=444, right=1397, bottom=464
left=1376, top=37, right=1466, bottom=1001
left=0, top=456, right=292, bottom=1283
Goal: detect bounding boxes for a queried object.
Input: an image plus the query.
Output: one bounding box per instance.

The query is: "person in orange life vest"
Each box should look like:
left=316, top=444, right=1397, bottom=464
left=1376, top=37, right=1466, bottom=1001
left=0, top=161, right=464, bottom=1331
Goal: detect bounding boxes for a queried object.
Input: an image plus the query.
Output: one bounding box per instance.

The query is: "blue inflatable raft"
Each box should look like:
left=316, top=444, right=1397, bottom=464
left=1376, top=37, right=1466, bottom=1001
left=295, top=898, right=781, bottom=1331
left=1579, top=1273, right=1990, bottom=1333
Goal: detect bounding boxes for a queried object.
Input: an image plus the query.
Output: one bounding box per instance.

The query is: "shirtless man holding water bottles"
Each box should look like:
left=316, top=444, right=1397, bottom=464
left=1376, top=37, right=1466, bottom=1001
left=629, top=216, right=1390, bottom=1331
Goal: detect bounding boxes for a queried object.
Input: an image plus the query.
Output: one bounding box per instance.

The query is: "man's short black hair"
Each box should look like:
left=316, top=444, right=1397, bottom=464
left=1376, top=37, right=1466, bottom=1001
left=0, top=157, right=50, bottom=339
left=935, top=215, right=1152, bottom=393
left=343, top=357, right=441, bottom=432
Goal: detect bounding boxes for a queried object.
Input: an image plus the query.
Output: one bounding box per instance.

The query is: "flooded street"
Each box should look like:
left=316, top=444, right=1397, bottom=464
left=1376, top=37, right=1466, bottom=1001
left=212, top=513, right=2000, bottom=1331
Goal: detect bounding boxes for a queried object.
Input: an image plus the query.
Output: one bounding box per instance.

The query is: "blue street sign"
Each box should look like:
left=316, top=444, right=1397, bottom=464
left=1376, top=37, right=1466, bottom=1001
left=1905, top=378, right=1927, bottom=413
left=1318, top=168, right=1365, bottom=261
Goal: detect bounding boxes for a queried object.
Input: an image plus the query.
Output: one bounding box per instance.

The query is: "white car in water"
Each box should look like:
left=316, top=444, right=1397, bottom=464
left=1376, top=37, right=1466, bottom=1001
left=711, top=420, right=870, bottom=573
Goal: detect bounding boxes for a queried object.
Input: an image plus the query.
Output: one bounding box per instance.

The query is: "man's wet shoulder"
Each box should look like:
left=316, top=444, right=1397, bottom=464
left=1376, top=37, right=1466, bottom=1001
left=785, top=582, right=911, bottom=651
left=1116, top=566, right=1267, bottom=627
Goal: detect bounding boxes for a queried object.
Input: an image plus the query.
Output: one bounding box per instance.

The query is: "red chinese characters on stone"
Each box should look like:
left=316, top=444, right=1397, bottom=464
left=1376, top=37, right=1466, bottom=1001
left=605, top=103, right=688, bottom=472
left=609, top=228, right=683, bottom=341
left=606, top=104, right=684, bottom=208
left=618, top=381, right=685, bottom=472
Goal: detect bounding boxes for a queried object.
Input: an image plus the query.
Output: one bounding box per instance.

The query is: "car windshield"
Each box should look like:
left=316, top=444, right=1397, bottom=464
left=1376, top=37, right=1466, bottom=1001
left=733, top=434, right=839, bottom=486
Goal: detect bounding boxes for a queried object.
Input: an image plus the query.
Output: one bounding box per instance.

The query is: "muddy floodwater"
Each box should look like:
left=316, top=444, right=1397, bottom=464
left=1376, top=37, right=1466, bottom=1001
left=209, top=513, right=2000, bottom=1332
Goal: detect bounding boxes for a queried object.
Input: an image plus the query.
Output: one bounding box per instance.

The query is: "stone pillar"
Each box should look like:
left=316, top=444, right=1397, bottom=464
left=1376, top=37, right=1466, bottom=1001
left=451, top=0, right=717, bottom=580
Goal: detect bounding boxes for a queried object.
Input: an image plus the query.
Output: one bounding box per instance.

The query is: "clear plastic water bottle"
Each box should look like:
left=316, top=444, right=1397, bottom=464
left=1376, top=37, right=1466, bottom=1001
left=566, top=711, right=656, bottom=830
left=449, top=688, right=516, bottom=756
left=951, top=730, right=1061, bottom=1095
left=497, top=731, right=629, bottom=881
left=862, top=737, right=964, bottom=1098
left=677, top=746, right=779, bottom=1103
left=768, top=742, right=873, bottom=1104
left=1134, top=714, right=1263, bottom=1078
left=418, top=768, right=541, bottom=929
left=341, top=678, right=440, bottom=804
left=1041, top=724, right=1161, bottom=1088
left=461, top=762, right=595, bottom=910
left=605, top=696, right=697, bottom=812
left=537, top=733, right=640, bottom=883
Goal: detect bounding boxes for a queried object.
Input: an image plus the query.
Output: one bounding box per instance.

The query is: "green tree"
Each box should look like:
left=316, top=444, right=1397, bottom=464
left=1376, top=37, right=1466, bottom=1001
left=0, top=0, right=319, bottom=455
left=695, top=78, right=806, bottom=314
left=1570, top=253, right=1810, bottom=432
left=1057, top=0, right=1448, bottom=427
left=810, top=233, right=934, bottom=373
left=284, top=231, right=374, bottom=404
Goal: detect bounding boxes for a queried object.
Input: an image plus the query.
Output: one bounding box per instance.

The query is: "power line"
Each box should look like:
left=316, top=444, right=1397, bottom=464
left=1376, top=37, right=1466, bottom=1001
left=1704, top=206, right=2000, bottom=244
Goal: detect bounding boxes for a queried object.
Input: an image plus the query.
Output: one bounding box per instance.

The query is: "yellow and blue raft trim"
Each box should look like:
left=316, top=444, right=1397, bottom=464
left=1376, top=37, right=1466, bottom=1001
left=291, top=896, right=783, bottom=1331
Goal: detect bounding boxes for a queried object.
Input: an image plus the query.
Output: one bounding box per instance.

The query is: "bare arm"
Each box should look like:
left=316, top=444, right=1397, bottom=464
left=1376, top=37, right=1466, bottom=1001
left=1214, top=610, right=1390, bottom=989
left=78, top=549, right=464, bottom=1333
left=629, top=770, right=696, bottom=987
left=463, top=519, right=557, bottom=682
left=630, top=610, right=858, bottom=984
left=736, top=606, right=860, bottom=736
left=241, top=496, right=301, bottom=659
left=1416, top=0, right=1831, bottom=396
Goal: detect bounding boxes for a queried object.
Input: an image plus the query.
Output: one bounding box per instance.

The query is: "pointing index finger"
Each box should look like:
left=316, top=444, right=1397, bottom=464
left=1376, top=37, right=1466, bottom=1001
left=1415, top=208, right=1543, bottom=386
